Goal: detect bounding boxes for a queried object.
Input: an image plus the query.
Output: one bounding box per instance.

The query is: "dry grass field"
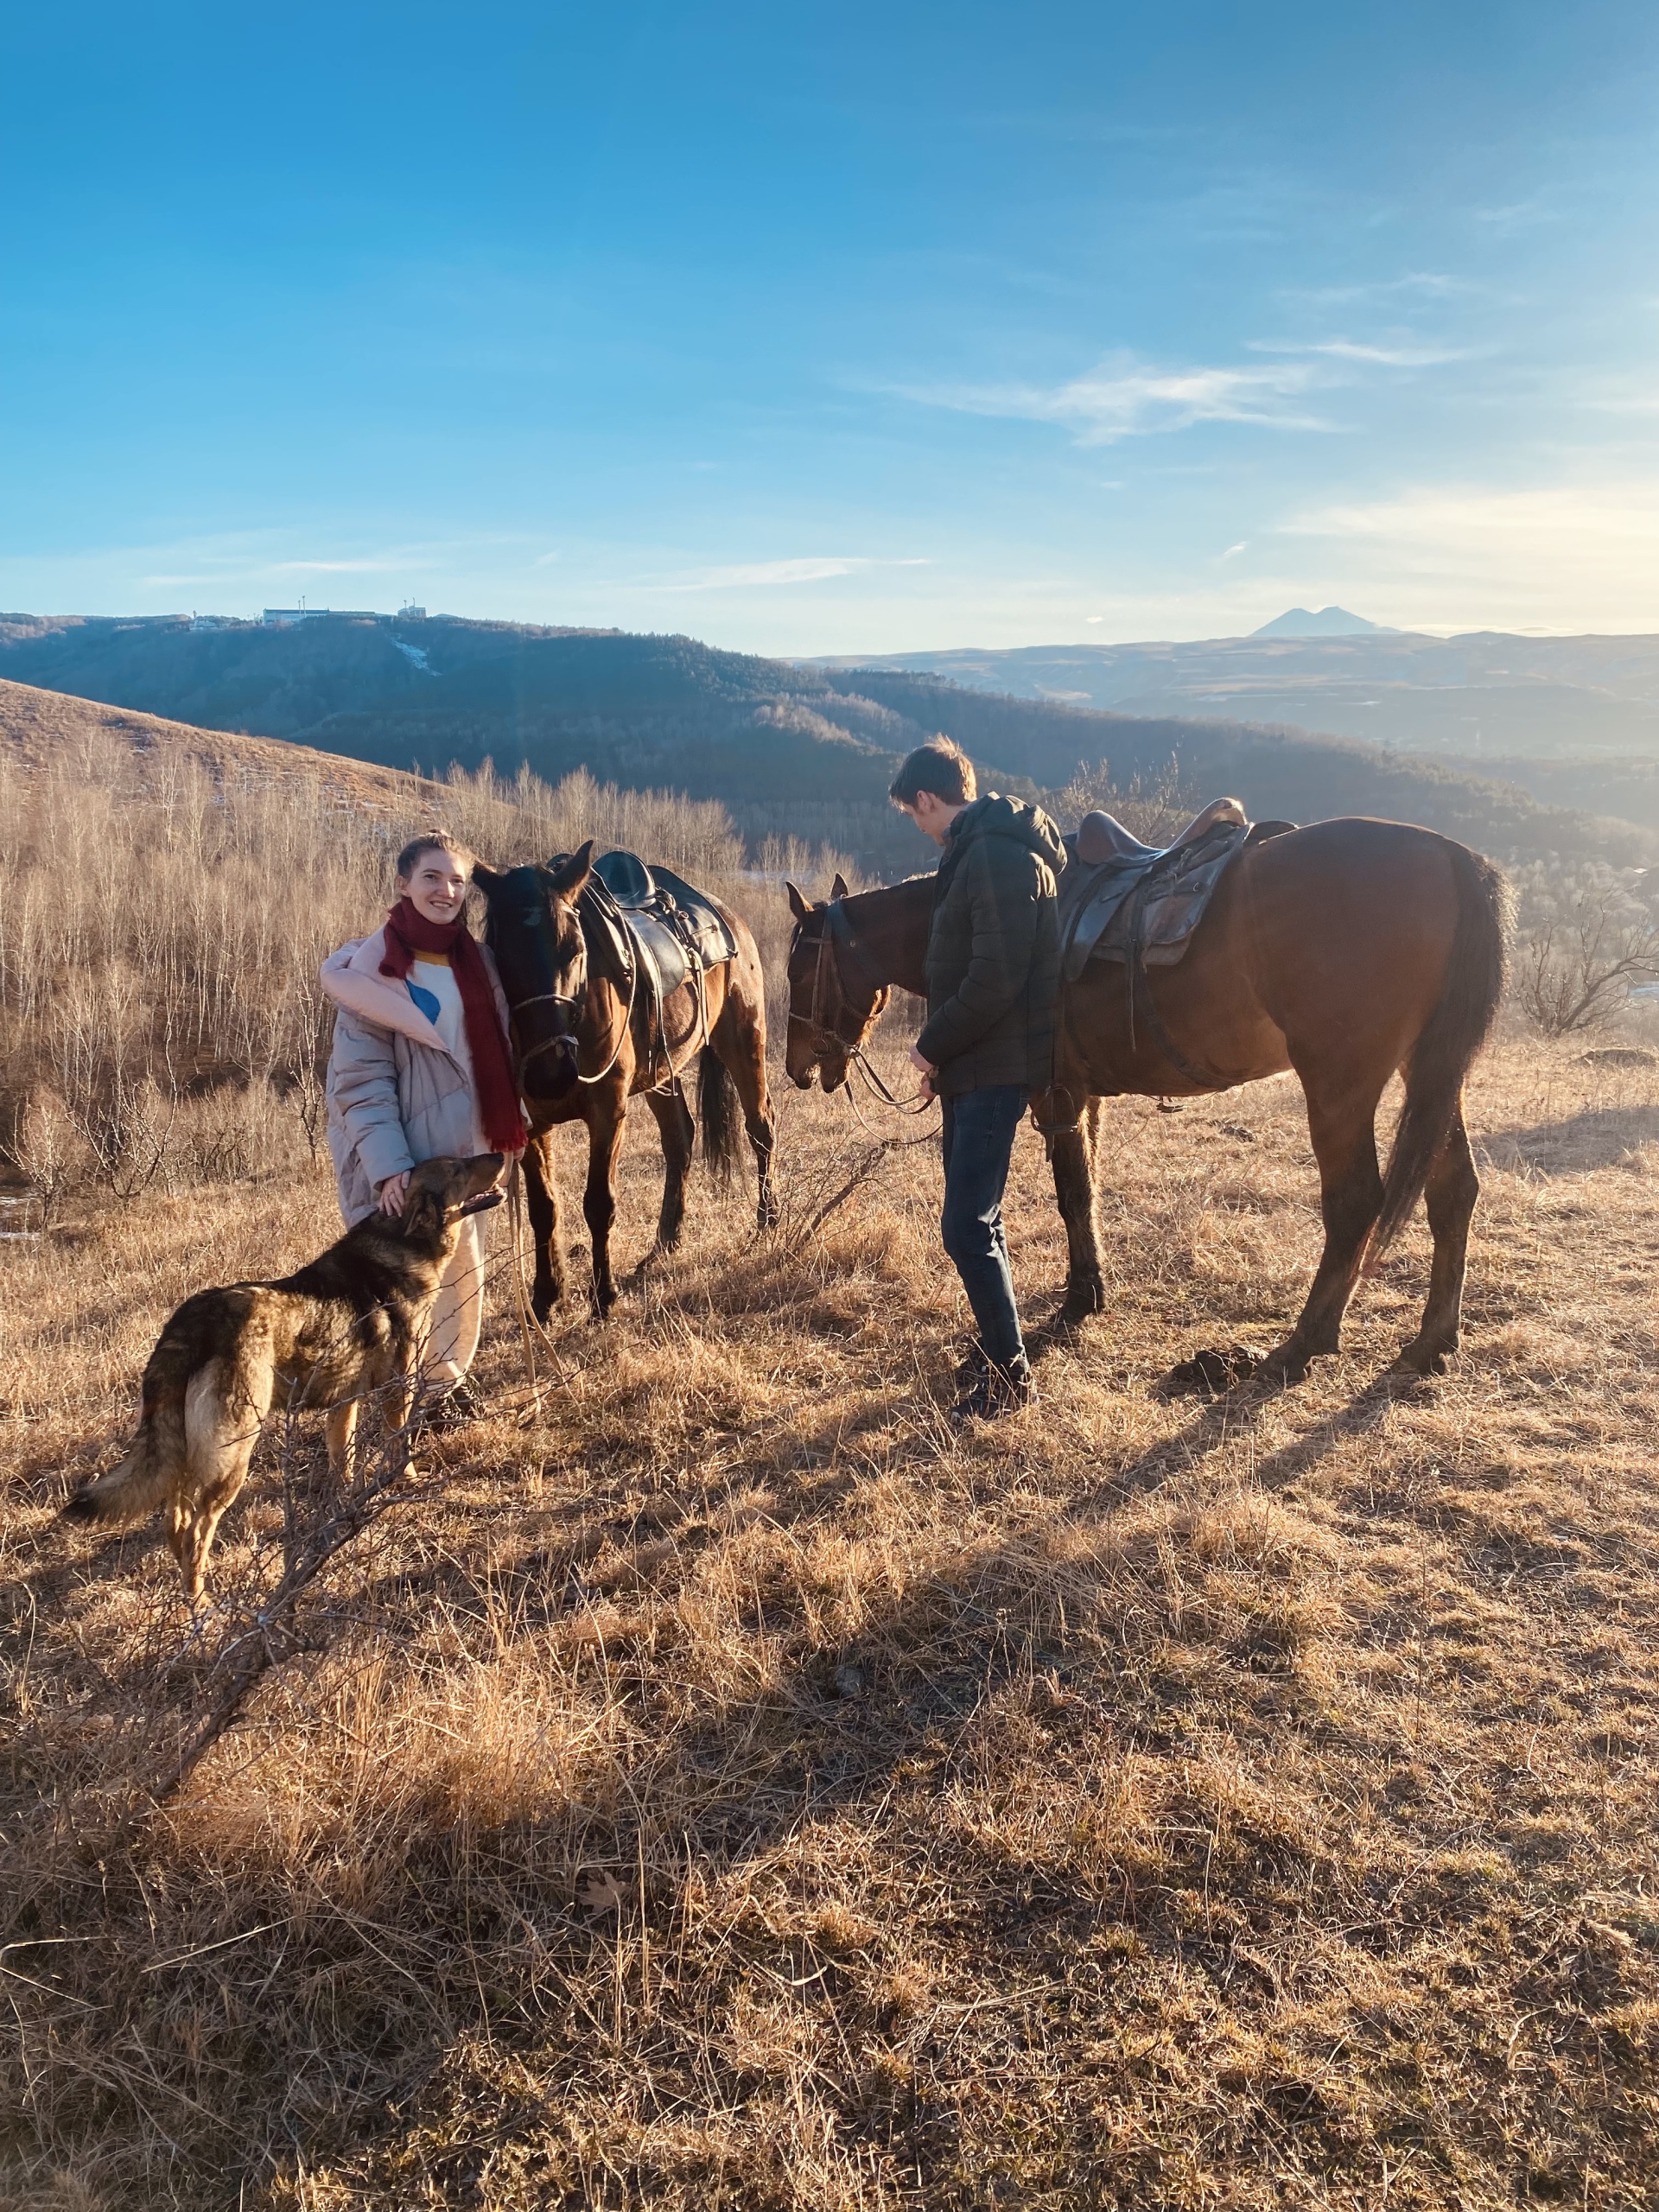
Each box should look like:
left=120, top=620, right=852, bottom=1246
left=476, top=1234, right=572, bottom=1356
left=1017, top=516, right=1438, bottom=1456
left=5, top=1020, right=1659, bottom=2210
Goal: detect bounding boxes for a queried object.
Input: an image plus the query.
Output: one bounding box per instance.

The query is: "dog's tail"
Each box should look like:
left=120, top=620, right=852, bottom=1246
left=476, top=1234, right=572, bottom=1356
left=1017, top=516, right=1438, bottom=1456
left=698, top=1044, right=744, bottom=1186
left=61, top=1350, right=190, bottom=1530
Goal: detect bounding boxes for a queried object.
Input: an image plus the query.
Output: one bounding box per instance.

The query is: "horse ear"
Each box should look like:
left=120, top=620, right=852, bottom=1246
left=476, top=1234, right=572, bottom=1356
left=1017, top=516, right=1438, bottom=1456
left=543, top=839, right=594, bottom=899
left=471, top=862, right=503, bottom=897
left=830, top=872, right=850, bottom=901
left=786, top=881, right=812, bottom=924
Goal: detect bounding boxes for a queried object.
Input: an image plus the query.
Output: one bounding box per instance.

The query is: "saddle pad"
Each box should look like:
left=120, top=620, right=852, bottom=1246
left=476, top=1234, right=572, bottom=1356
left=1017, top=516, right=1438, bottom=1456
left=1059, top=819, right=1251, bottom=983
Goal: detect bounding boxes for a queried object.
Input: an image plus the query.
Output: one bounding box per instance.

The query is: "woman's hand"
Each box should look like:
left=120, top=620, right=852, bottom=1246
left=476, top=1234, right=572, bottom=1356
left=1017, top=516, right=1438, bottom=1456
left=908, top=1044, right=938, bottom=1103
left=378, top=1170, right=410, bottom=1216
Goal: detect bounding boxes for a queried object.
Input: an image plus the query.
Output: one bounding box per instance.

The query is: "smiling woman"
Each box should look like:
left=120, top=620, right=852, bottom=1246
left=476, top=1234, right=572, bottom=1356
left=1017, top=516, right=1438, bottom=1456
left=319, top=830, right=525, bottom=1417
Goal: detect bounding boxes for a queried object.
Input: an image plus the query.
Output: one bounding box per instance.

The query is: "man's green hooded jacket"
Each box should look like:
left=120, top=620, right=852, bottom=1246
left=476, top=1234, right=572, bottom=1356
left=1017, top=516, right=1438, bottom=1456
left=915, top=793, right=1065, bottom=1097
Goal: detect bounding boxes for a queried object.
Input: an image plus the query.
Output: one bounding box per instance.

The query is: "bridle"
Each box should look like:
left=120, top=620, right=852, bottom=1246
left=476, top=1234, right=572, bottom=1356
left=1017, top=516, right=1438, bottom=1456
left=486, top=899, right=588, bottom=1078
left=787, top=899, right=889, bottom=1067
left=787, top=896, right=938, bottom=1126
left=491, top=883, right=644, bottom=1090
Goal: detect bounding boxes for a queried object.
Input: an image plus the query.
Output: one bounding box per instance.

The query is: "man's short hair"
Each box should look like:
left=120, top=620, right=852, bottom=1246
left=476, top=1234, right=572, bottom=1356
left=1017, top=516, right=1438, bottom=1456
left=890, top=737, right=977, bottom=809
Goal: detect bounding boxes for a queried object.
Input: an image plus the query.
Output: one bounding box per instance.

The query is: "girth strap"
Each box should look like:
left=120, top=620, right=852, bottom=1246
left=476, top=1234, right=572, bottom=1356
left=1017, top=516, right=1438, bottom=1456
left=1124, top=874, right=1232, bottom=1092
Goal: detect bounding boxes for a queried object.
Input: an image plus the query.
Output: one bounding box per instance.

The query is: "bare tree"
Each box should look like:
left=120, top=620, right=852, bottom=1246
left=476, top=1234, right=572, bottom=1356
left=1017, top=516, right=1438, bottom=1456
left=1049, top=757, right=1194, bottom=846
left=1513, top=861, right=1659, bottom=1036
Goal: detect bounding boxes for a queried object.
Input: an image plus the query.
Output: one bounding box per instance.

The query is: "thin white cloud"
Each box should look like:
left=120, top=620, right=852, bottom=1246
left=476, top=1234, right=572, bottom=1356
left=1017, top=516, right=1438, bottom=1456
left=270, top=558, right=395, bottom=575
left=903, top=353, right=1332, bottom=443
left=1222, top=542, right=1249, bottom=560
left=661, top=556, right=929, bottom=591
left=1472, top=197, right=1556, bottom=234
left=1249, top=337, right=1470, bottom=367
left=1285, top=272, right=1468, bottom=306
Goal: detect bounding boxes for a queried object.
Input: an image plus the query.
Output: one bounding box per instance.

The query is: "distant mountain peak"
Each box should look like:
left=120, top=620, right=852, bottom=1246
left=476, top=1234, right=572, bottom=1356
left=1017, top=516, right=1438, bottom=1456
left=1252, top=606, right=1389, bottom=638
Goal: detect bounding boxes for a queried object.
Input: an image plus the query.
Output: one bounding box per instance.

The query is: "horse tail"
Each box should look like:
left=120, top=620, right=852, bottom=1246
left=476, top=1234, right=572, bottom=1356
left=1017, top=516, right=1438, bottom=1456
left=1373, top=840, right=1512, bottom=1257
left=698, top=1045, right=744, bottom=1185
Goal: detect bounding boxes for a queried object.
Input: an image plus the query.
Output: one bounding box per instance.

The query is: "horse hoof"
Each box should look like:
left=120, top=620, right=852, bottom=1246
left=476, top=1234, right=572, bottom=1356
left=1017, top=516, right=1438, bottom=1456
left=1062, top=1278, right=1106, bottom=1320
left=1394, top=1337, right=1452, bottom=1377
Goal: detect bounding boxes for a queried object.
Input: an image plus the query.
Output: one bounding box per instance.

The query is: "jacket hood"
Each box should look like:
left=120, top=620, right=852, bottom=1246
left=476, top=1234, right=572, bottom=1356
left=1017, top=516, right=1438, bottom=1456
left=949, top=792, right=1066, bottom=874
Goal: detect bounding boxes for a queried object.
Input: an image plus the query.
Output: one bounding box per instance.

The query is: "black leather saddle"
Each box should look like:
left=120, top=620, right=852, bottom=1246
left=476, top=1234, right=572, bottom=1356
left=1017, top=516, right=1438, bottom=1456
left=1058, top=798, right=1256, bottom=984
left=585, top=849, right=738, bottom=1047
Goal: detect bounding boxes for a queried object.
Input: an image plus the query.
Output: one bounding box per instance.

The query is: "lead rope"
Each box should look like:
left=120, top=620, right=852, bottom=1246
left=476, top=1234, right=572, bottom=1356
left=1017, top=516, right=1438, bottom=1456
left=848, top=1041, right=936, bottom=1116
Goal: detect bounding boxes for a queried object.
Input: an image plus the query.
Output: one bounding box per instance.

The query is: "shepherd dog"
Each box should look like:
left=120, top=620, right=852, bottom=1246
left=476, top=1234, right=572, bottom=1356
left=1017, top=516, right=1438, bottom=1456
left=61, top=1153, right=505, bottom=1597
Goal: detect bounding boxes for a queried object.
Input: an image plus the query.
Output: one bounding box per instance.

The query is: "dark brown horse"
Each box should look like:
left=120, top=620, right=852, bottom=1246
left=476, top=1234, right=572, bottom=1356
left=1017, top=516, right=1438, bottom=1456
left=476, top=843, right=777, bottom=1318
left=786, top=818, right=1510, bottom=1382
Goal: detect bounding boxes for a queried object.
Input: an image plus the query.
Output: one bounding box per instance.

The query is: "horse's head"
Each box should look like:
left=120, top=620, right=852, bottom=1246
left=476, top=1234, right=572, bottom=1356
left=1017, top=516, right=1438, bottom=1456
left=784, top=875, right=891, bottom=1092
left=474, top=842, right=594, bottom=1105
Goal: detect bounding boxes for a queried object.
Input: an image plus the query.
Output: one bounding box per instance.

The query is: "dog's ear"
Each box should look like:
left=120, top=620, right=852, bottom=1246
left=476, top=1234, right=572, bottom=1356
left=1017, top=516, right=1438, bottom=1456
left=786, top=881, right=812, bottom=924
left=542, top=839, right=594, bottom=901
left=830, top=872, right=850, bottom=902
left=400, top=1182, right=445, bottom=1243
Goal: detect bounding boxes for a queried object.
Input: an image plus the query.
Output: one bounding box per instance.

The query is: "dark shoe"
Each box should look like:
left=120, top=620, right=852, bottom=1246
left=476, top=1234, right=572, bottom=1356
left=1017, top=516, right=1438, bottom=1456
left=954, top=1339, right=991, bottom=1388
left=950, top=1358, right=1035, bottom=1424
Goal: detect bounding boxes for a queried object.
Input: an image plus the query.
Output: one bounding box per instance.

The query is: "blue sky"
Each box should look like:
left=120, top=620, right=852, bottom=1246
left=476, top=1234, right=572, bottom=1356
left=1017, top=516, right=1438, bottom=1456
left=3, top=1, right=1658, bottom=651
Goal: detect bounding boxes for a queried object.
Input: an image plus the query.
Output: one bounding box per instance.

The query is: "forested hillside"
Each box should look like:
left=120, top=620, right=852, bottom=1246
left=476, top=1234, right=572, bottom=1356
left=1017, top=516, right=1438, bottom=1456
left=1, top=613, right=1649, bottom=873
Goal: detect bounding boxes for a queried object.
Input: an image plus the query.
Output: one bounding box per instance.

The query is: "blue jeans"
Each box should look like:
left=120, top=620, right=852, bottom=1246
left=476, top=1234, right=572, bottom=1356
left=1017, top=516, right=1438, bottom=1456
left=940, top=1084, right=1029, bottom=1372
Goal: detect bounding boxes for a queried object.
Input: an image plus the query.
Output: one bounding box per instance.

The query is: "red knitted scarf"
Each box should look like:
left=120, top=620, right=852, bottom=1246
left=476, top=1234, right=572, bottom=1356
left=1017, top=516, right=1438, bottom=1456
left=379, top=899, right=524, bottom=1154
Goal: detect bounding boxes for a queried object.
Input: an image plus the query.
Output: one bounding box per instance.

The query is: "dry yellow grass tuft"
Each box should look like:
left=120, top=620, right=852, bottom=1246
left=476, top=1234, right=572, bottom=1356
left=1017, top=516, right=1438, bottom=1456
left=4, top=1023, right=1659, bottom=2208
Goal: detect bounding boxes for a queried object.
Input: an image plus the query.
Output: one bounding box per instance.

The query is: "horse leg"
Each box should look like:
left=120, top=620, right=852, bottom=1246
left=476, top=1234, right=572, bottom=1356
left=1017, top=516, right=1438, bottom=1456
left=521, top=1130, right=566, bottom=1325
left=714, top=993, right=778, bottom=1230
left=645, top=1079, right=696, bottom=1254
left=1051, top=1093, right=1106, bottom=1319
left=1395, top=1096, right=1478, bottom=1375
left=749, top=1098, right=779, bottom=1232
left=1257, top=1077, right=1387, bottom=1383
left=583, top=1092, right=627, bottom=1315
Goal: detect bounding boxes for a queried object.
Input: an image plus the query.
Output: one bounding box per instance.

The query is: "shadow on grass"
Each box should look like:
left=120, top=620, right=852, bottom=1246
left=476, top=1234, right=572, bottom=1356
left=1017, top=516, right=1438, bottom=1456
left=1478, top=1103, right=1659, bottom=1175
left=0, top=1263, right=1528, bottom=2204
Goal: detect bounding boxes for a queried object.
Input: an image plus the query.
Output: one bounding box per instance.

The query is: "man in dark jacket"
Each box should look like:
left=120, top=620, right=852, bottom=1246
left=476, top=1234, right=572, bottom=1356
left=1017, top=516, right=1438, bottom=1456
left=893, top=738, right=1065, bottom=1419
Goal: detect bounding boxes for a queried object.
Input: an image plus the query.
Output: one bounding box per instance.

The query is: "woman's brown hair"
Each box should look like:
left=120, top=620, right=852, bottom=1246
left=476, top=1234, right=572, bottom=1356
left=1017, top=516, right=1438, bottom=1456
left=394, top=830, right=475, bottom=882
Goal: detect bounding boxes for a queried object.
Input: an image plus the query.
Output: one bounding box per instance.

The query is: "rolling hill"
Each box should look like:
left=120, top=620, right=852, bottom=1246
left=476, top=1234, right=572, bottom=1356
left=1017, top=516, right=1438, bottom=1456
left=817, top=626, right=1659, bottom=760
left=1, top=613, right=1652, bottom=874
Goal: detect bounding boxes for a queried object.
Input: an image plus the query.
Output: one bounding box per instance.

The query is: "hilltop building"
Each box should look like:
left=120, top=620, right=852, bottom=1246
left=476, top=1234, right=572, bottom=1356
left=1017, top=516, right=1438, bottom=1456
left=260, top=606, right=387, bottom=627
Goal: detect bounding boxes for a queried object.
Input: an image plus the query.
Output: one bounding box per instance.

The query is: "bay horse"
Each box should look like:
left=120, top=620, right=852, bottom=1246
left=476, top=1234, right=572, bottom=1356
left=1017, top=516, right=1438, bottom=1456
left=475, top=843, right=777, bottom=1318
left=785, top=820, right=1510, bottom=1383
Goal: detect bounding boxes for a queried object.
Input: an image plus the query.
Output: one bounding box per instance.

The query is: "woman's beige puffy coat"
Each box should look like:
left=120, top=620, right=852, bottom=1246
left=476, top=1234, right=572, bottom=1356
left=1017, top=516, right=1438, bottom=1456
left=321, top=926, right=518, bottom=1226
